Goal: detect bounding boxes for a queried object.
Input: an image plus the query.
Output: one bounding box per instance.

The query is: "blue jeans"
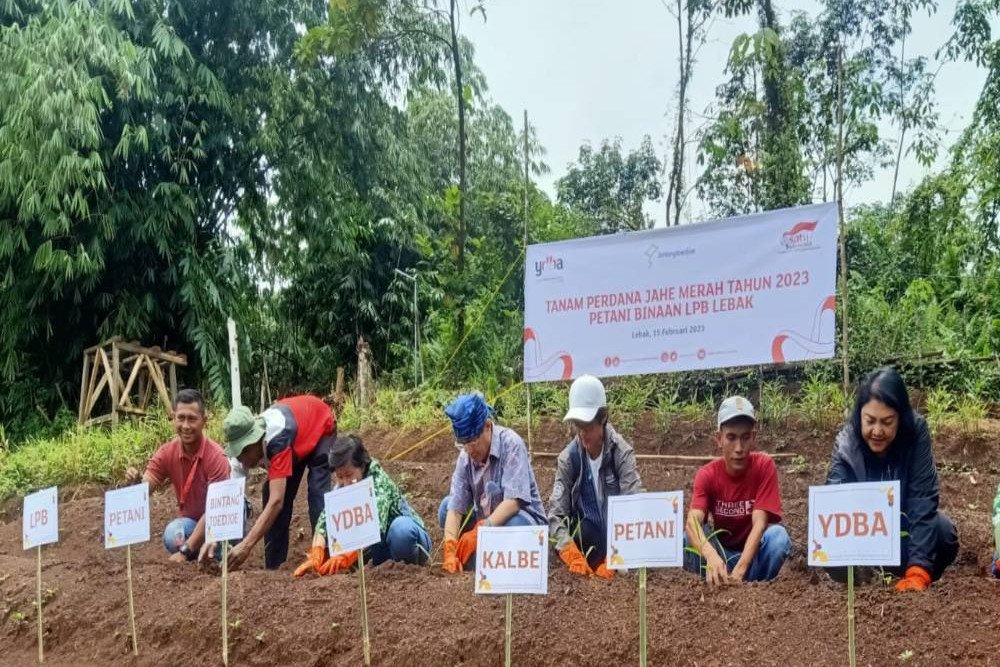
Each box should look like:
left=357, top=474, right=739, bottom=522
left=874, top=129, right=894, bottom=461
left=437, top=496, right=535, bottom=570
left=365, top=516, right=432, bottom=566
left=683, top=523, right=791, bottom=582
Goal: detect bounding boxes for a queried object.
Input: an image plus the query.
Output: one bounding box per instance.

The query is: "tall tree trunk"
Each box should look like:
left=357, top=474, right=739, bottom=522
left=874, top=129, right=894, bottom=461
left=449, top=0, right=467, bottom=333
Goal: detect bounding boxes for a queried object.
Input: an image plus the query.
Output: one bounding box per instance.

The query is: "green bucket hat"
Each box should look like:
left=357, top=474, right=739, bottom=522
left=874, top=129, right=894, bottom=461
left=223, top=405, right=266, bottom=458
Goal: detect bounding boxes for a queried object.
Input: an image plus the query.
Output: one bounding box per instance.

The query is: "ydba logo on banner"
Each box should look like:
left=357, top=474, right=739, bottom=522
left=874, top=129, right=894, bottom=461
left=780, top=220, right=819, bottom=252
left=534, top=254, right=564, bottom=277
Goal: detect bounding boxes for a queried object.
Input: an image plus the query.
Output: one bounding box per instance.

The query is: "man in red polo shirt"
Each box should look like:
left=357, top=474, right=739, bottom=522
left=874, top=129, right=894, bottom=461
left=683, top=396, right=791, bottom=586
left=126, top=389, right=231, bottom=562
left=222, top=395, right=335, bottom=570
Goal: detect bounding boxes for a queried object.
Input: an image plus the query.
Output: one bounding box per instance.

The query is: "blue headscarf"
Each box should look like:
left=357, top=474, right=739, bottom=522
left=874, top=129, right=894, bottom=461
left=444, top=392, right=493, bottom=441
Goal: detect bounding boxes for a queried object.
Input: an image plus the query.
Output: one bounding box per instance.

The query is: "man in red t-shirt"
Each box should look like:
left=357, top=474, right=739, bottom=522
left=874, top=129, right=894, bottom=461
left=220, top=395, right=335, bottom=570
left=125, top=389, right=231, bottom=562
left=684, top=396, right=791, bottom=586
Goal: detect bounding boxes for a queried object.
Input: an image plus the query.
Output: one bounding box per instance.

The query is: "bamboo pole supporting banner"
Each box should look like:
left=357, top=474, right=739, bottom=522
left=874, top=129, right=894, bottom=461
left=847, top=565, right=857, bottom=667
left=523, top=109, right=533, bottom=457
left=639, top=567, right=648, bottom=667
left=222, top=541, right=229, bottom=667
left=227, top=318, right=241, bottom=408
left=358, top=549, right=371, bottom=666
left=836, top=44, right=851, bottom=396
left=504, top=593, right=513, bottom=667
left=37, top=546, right=43, bottom=664
left=126, top=545, right=138, bottom=655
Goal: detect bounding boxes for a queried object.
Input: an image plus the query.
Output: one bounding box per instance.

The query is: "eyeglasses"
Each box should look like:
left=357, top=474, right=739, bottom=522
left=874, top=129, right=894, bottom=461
left=454, top=431, right=482, bottom=450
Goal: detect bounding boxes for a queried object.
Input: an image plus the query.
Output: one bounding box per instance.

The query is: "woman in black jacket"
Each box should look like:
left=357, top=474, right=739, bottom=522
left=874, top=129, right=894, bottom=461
left=826, top=367, right=959, bottom=590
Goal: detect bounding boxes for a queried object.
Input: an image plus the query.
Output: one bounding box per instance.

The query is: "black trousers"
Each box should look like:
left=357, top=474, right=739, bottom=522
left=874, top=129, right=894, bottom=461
left=828, top=511, right=959, bottom=583
left=262, top=433, right=333, bottom=569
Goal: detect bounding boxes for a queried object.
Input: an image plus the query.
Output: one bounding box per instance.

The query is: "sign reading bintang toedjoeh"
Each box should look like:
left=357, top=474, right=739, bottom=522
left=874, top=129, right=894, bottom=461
left=524, top=203, right=838, bottom=381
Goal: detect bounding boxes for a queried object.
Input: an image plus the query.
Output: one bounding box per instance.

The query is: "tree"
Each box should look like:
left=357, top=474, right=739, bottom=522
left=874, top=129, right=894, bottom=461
left=556, top=136, right=663, bottom=233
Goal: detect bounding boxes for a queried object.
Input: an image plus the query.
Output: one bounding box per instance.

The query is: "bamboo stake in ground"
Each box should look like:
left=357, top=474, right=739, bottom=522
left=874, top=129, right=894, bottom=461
left=847, top=565, right=856, bottom=667
left=126, top=544, right=138, bottom=655
left=36, top=545, right=43, bottom=664
left=504, top=593, right=513, bottom=667
left=222, top=541, right=229, bottom=667
left=358, top=549, right=371, bottom=666
left=639, top=566, right=648, bottom=667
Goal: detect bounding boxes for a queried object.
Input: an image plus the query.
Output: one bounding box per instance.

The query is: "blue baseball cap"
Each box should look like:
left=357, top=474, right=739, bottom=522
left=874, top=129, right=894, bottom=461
left=444, top=393, right=493, bottom=442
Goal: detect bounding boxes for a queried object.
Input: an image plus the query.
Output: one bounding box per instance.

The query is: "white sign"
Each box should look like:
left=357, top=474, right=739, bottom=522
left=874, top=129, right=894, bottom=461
left=808, top=481, right=901, bottom=567
left=205, top=478, right=246, bottom=542
left=475, top=526, right=549, bottom=595
left=104, top=483, right=150, bottom=549
left=524, top=203, right=838, bottom=381
left=605, top=491, right=684, bottom=570
left=324, top=476, right=380, bottom=555
left=23, top=487, right=59, bottom=550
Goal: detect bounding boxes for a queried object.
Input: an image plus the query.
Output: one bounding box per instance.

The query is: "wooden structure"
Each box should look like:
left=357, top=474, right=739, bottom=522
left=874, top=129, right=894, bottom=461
left=78, top=337, right=188, bottom=426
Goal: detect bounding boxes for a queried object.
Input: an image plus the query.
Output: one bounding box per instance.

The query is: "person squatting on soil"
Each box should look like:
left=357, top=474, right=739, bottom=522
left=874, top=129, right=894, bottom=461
left=125, top=389, right=231, bottom=563
left=548, top=375, right=643, bottom=578
left=993, top=480, right=1000, bottom=578
left=825, top=367, right=959, bottom=591
left=293, top=434, right=431, bottom=576
left=219, top=395, right=335, bottom=570
left=439, top=392, right=547, bottom=573
left=683, top=396, right=792, bottom=586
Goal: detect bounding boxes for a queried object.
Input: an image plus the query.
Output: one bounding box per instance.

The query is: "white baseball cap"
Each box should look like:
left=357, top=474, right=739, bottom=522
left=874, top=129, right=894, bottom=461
left=563, top=375, right=607, bottom=423
left=717, top=396, right=756, bottom=428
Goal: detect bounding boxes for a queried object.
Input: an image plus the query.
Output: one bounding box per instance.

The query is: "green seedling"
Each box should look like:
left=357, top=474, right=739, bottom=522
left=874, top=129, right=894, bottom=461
left=898, top=649, right=915, bottom=662
left=255, top=631, right=266, bottom=643
left=229, top=619, right=241, bottom=630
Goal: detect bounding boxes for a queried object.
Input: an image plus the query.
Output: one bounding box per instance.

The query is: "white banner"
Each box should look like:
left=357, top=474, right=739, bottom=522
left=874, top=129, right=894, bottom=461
left=205, top=478, right=246, bottom=543
left=475, top=526, right=549, bottom=595
left=605, top=491, right=684, bottom=570
left=808, top=481, right=901, bottom=567
left=23, top=487, right=59, bottom=550
left=104, top=483, right=150, bottom=549
left=324, top=477, right=381, bottom=555
left=524, top=203, right=838, bottom=381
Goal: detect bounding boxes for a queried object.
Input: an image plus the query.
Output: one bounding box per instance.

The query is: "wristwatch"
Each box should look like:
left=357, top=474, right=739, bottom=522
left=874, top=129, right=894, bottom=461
left=178, top=543, right=195, bottom=561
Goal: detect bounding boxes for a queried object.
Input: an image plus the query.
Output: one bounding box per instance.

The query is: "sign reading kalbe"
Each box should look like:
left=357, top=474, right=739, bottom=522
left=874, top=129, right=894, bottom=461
left=104, top=483, right=150, bottom=549
left=205, top=478, right=246, bottom=543
left=808, top=481, right=901, bottom=567
left=23, top=486, right=59, bottom=550
left=524, top=203, right=838, bottom=381
left=324, top=476, right=381, bottom=555
left=605, top=492, right=684, bottom=570
left=475, top=526, right=548, bottom=595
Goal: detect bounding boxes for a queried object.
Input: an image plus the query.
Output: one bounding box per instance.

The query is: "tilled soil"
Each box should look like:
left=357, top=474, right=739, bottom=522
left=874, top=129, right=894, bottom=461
left=1, top=416, right=999, bottom=666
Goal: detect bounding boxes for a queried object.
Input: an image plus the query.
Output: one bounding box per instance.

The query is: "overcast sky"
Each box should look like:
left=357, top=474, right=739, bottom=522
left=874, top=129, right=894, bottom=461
left=463, top=0, right=993, bottom=225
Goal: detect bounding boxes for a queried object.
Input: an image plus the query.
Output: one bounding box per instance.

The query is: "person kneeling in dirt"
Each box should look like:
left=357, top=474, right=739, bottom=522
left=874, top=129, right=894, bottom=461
left=992, top=480, right=1000, bottom=579
left=826, top=367, right=958, bottom=591
left=293, top=434, right=431, bottom=576
left=438, top=392, right=547, bottom=573
left=683, top=396, right=791, bottom=586
left=220, top=395, right=335, bottom=571
left=548, top=375, right=643, bottom=579
left=125, top=388, right=231, bottom=563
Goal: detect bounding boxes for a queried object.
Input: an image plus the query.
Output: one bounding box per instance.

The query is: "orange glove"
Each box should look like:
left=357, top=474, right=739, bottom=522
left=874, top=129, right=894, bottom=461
left=593, top=562, right=615, bottom=579
left=293, top=545, right=327, bottom=577
left=443, top=538, right=462, bottom=573
left=317, top=549, right=359, bottom=575
left=559, top=542, right=592, bottom=576
left=895, top=565, right=932, bottom=592
left=455, top=521, right=482, bottom=565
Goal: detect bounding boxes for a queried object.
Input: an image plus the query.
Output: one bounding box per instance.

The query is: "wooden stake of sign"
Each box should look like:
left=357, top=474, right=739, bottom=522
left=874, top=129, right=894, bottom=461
left=36, top=546, right=43, bottom=663
left=358, top=549, right=371, bottom=666
left=222, top=541, right=230, bottom=667
left=847, top=566, right=856, bottom=667
left=638, top=567, right=648, bottom=667
left=126, top=545, right=138, bottom=655
left=504, top=593, right=512, bottom=667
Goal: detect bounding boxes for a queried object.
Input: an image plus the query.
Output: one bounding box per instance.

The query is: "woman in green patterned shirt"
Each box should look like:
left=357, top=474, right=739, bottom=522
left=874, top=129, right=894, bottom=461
left=293, top=435, right=431, bottom=576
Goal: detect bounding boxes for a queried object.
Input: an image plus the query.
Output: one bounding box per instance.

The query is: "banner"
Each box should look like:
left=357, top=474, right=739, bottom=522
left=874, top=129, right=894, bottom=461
left=104, top=483, right=150, bottom=549
left=324, top=477, right=381, bottom=555
left=23, top=487, right=59, bottom=550
left=475, top=526, right=549, bottom=595
left=205, top=478, right=246, bottom=543
left=808, top=481, right=901, bottom=567
left=524, top=203, right=838, bottom=381
left=605, top=491, right=684, bottom=570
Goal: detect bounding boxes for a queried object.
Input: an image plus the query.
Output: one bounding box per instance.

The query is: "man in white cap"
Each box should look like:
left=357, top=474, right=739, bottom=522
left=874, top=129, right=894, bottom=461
left=547, top=375, right=643, bottom=578
left=683, top=396, right=790, bottom=586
